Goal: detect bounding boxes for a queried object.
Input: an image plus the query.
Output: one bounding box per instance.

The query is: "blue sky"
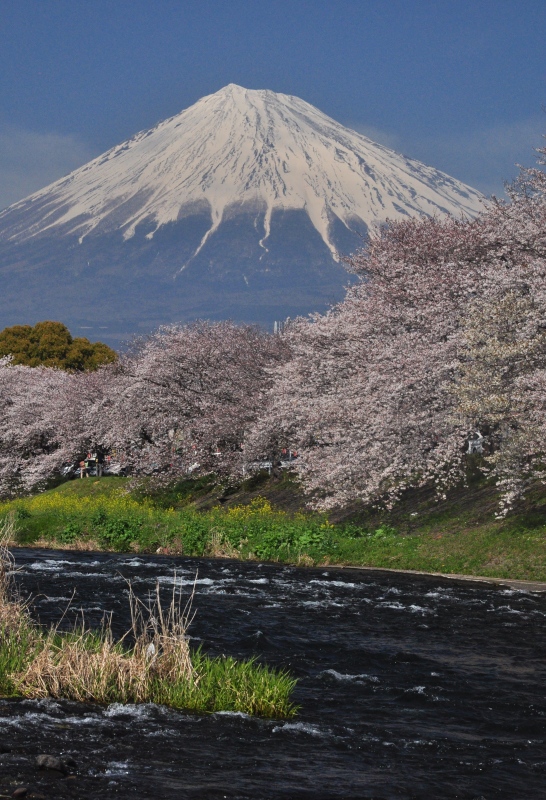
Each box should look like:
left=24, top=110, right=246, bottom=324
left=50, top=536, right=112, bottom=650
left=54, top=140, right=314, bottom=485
left=1, top=0, right=545, bottom=209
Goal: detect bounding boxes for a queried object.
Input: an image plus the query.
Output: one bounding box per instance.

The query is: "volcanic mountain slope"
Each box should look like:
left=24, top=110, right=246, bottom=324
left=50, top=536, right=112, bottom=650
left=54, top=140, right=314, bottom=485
left=0, top=84, right=485, bottom=344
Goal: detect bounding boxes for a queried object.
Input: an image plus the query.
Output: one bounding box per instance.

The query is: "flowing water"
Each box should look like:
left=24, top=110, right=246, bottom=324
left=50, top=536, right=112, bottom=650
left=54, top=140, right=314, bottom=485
left=1, top=548, right=545, bottom=799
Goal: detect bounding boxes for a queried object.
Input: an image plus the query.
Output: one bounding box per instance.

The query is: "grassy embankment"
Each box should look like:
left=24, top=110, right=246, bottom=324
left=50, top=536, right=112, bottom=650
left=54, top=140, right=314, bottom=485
left=0, top=515, right=297, bottom=717
left=1, top=468, right=546, bottom=581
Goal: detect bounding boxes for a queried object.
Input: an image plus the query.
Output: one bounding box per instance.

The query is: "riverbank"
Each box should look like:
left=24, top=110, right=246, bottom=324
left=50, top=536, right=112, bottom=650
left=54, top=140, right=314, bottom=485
left=1, top=473, right=546, bottom=582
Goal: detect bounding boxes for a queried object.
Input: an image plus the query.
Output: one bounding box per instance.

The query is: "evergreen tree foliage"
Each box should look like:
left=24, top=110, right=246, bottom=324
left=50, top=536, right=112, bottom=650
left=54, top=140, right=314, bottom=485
left=0, top=321, right=116, bottom=371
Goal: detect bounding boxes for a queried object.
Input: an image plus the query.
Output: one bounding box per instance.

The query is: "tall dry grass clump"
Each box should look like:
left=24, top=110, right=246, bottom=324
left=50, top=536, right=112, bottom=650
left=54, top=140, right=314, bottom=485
left=17, top=579, right=195, bottom=705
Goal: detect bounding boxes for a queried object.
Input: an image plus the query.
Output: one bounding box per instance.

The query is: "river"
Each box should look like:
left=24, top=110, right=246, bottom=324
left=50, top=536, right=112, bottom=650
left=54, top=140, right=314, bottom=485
left=0, top=548, right=545, bottom=799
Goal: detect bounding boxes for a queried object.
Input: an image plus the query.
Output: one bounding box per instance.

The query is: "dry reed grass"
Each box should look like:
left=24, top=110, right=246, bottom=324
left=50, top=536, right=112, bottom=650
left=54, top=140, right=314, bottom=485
left=205, top=528, right=238, bottom=559
left=17, top=536, right=102, bottom=552
left=17, top=578, right=196, bottom=704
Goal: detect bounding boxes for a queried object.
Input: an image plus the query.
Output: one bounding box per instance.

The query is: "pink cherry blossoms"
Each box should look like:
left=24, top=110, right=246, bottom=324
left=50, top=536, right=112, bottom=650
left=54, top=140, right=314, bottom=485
left=248, top=142, right=546, bottom=511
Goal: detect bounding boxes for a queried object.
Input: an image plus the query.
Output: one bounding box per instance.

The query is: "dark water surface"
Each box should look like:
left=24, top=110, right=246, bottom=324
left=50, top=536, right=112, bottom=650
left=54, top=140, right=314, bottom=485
left=1, top=549, right=545, bottom=799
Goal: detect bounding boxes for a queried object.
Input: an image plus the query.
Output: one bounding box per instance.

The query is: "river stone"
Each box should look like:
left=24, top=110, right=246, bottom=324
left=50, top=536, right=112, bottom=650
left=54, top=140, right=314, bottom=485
left=11, top=788, right=28, bottom=798
left=35, top=753, right=73, bottom=773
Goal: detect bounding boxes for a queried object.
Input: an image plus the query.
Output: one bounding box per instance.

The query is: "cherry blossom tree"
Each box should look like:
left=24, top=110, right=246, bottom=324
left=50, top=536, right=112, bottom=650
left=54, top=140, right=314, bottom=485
left=0, top=358, right=72, bottom=496
left=455, top=144, right=546, bottom=509
left=247, top=214, right=487, bottom=508
left=0, top=321, right=289, bottom=495
left=102, top=321, right=290, bottom=480
left=250, top=140, right=546, bottom=511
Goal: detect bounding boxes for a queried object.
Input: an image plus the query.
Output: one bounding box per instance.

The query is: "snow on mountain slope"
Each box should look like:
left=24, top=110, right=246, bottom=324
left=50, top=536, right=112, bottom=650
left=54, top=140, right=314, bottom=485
left=0, top=84, right=484, bottom=263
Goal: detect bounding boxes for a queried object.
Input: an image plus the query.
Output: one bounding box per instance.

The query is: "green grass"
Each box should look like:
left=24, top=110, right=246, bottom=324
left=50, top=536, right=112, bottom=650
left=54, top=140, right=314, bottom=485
left=0, top=619, right=39, bottom=697
left=323, top=524, right=546, bottom=581
left=149, top=649, right=298, bottom=717
left=2, top=473, right=546, bottom=581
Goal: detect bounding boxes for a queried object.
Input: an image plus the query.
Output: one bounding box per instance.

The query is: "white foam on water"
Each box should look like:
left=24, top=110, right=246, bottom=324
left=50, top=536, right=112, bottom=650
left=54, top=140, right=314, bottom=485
left=104, top=702, right=163, bottom=719
left=123, top=558, right=171, bottom=569
left=408, top=604, right=432, bottom=614
left=323, top=669, right=379, bottom=683
left=404, top=739, right=436, bottom=746
left=493, top=605, right=525, bottom=615
left=272, top=721, right=328, bottom=737
left=27, top=560, right=69, bottom=571
left=69, top=570, right=119, bottom=579
left=104, top=760, right=131, bottom=776
left=0, top=711, right=103, bottom=730
left=56, top=714, right=106, bottom=726
left=156, top=576, right=215, bottom=586
left=214, top=710, right=251, bottom=718
left=301, top=599, right=345, bottom=608
left=377, top=601, right=432, bottom=613
left=26, top=559, right=104, bottom=571
left=20, top=698, right=62, bottom=711
left=204, top=589, right=255, bottom=599
left=309, top=580, right=357, bottom=589
left=147, top=727, right=179, bottom=737
left=248, top=578, right=268, bottom=584
left=37, top=596, right=73, bottom=603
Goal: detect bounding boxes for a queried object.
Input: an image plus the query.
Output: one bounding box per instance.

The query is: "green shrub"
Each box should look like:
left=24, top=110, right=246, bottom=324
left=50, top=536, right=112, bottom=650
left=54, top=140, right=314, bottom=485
left=57, top=521, right=82, bottom=544
left=94, top=516, right=142, bottom=551
left=177, top=514, right=212, bottom=556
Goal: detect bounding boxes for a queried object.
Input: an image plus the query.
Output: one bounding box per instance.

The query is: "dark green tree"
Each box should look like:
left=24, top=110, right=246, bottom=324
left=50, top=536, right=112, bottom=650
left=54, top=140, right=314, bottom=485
left=0, top=321, right=117, bottom=371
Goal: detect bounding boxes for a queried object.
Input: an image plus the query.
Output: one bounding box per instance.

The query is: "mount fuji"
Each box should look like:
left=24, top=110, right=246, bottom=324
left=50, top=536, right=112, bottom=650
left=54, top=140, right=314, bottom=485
left=0, top=84, right=484, bottom=344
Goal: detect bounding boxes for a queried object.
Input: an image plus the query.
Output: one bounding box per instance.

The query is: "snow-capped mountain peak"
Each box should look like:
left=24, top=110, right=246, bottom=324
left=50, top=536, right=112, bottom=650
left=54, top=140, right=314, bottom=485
left=1, top=84, right=484, bottom=264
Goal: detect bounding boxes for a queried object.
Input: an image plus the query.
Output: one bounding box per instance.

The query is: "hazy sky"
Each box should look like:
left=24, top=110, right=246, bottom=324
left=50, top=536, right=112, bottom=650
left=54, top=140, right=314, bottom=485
left=1, top=0, right=545, bottom=210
